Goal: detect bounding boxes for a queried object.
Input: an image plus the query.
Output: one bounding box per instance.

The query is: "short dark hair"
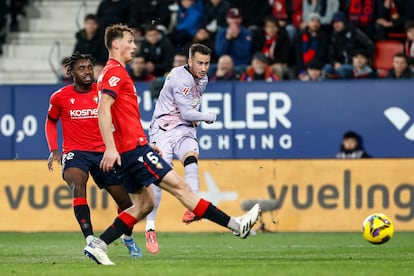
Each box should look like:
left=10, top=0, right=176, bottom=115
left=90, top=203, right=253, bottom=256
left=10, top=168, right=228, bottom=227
left=65, top=51, right=95, bottom=75
left=104, top=23, right=134, bottom=50
left=394, top=52, right=408, bottom=62
left=84, top=13, right=97, bottom=22
left=189, top=43, right=211, bottom=58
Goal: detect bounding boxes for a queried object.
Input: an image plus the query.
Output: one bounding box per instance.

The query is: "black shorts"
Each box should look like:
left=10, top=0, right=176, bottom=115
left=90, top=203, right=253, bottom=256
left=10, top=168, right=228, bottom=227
left=62, top=150, right=121, bottom=189
left=118, top=144, right=172, bottom=193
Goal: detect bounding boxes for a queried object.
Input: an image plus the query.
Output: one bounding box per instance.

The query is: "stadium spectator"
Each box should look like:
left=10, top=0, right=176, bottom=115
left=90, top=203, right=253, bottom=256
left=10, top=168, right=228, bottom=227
left=404, top=21, right=414, bottom=66
left=375, top=0, right=413, bottom=41
left=128, top=0, right=172, bottom=32
left=240, top=52, right=280, bottom=82
left=347, top=48, right=378, bottom=79
left=323, top=11, right=375, bottom=79
left=385, top=52, right=413, bottom=79
left=73, top=14, right=108, bottom=64
left=293, top=12, right=329, bottom=79
left=269, top=0, right=303, bottom=42
left=341, top=0, right=377, bottom=40
left=299, top=59, right=325, bottom=80
left=215, top=7, right=254, bottom=72
left=183, top=27, right=217, bottom=63
left=336, top=131, right=370, bottom=158
left=302, top=0, right=340, bottom=29
left=201, top=0, right=231, bottom=36
left=169, top=0, right=204, bottom=51
left=128, top=54, right=156, bottom=82
left=140, top=25, right=175, bottom=77
left=96, top=0, right=131, bottom=35
left=149, top=52, right=188, bottom=99
left=209, top=54, right=241, bottom=81
left=253, top=15, right=291, bottom=80
left=228, top=0, right=270, bottom=31
left=10, top=0, right=28, bottom=32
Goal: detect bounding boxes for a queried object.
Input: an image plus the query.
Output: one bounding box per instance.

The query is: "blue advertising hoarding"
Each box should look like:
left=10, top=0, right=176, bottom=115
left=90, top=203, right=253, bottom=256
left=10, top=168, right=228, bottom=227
left=0, top=80, right=413, bottom=159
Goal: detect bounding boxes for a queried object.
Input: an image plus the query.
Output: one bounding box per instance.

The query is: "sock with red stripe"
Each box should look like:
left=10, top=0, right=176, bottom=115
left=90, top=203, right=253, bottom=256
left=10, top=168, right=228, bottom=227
left=73, top=198, right=93, bottom=238
left=192, top=199, right=230, bottom=227
left=118, top=207, right=133, bottom=236
left=100, top=211, right=138, bottom=245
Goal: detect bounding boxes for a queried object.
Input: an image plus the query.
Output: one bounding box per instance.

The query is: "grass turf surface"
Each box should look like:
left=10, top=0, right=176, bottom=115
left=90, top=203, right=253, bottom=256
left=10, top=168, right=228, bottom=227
left=0, top=232, right=413, bottom=275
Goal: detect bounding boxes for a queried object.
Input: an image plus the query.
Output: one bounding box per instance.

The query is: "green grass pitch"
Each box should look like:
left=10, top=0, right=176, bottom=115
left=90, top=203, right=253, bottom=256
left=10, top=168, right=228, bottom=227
left=0, top=231, right=414, bottom=275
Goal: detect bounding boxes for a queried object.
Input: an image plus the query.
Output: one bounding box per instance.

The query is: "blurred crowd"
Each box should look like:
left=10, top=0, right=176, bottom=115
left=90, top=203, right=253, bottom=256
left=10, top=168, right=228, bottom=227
left=2, top=0, right=414, bottom=83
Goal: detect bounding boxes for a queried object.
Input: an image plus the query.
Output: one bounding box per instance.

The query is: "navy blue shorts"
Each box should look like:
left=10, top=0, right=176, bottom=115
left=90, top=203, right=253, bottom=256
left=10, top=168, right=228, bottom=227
left=118, top=144, right=172, bottom=193
left=62, top=150, right=121, bottom=189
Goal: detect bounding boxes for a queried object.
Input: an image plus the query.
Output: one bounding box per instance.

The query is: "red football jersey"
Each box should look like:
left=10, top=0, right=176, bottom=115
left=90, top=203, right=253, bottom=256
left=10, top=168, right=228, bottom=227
left=47, top=83, right=105, bottom=153
left=97, top=59, right=148, bottom=153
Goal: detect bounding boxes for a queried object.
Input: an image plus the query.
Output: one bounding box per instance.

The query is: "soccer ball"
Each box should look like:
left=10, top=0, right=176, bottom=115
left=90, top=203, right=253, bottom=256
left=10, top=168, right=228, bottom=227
left=362, top=213, right=394, bottom=244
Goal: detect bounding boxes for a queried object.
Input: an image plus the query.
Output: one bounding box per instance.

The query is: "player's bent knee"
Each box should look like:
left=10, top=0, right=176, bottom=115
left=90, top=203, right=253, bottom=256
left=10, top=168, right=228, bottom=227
left=183, top=155, right=198, bottom=167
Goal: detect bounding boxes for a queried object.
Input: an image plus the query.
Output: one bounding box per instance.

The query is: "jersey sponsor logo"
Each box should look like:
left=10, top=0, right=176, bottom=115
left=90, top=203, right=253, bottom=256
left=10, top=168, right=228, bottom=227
left=69, top=108, right=98, bottom=119
left=182, top=87, right=190, bottom=95
left=108, top=76, right=121, bottom=87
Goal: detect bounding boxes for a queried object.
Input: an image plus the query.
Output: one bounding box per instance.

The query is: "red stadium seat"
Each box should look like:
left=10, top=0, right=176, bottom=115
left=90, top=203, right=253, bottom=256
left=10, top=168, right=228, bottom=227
left=373, top=40, right=404, bottom=78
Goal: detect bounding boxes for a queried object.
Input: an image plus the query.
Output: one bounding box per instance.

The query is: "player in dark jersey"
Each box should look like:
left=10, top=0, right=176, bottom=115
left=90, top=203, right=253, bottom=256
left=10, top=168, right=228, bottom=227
left=45, top=52, right=142, bottom=257
left=83, top=24, right=261, bottom=266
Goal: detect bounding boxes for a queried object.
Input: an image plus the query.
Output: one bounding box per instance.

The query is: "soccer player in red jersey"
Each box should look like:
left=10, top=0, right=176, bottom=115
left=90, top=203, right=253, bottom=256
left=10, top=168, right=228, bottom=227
left=83, top=24, right=261, bottom=265
left=45, top=52, right=143, bottom=257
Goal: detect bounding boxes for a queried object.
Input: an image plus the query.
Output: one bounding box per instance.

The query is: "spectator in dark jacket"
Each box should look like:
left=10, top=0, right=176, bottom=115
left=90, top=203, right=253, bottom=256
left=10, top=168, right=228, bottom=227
left=324, top=11, right=374, bottom=79
left=215, top=8, right=254, bottom=72
left=201, top=0, right=231, bottom=36
left=293, top=12, right=329, bottom=79
left=336, top=130, right=371, bottom=159
left=96, top=0, right=131, bottom=31
left=375, top=0, right=414, bottom=40
left=128, top=54, right=156, bottom=82
left=253, top=15, right=291, bottom=80
left=140, top=25, right=175, bottom=77
left=228, top=0, right=270, bottom=30
left=73, top=14, right=108, bottom=64
left=129, top=0, right=171, bottom=31
left=386, top=53, right=413, bottom=79
left=341, top=0, right=378, bottom=40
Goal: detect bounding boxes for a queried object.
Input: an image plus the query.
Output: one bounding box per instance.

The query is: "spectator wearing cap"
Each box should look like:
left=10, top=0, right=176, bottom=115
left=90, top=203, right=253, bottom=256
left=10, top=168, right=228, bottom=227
left=292, top=12, right=329, bottom=79
left=228, top=0, right=271, bottom=31
left=386, top=53, right=413, bottom=79
left=300, top=59, right=325, bottom=81
left=343, top=48, right=378, bottom=79
left=140, top=25, right=175, bottom=77
left=341, top=0, right=377, bottom=40
left=252, top=15, right=291, bottom=80
left=323, top=11, right=374, bottom=79
left=302, top=0, right=339, bottom=29
left=240, top=52, right=280, bottom=82
left=215, top=7, right=254, bottom=72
